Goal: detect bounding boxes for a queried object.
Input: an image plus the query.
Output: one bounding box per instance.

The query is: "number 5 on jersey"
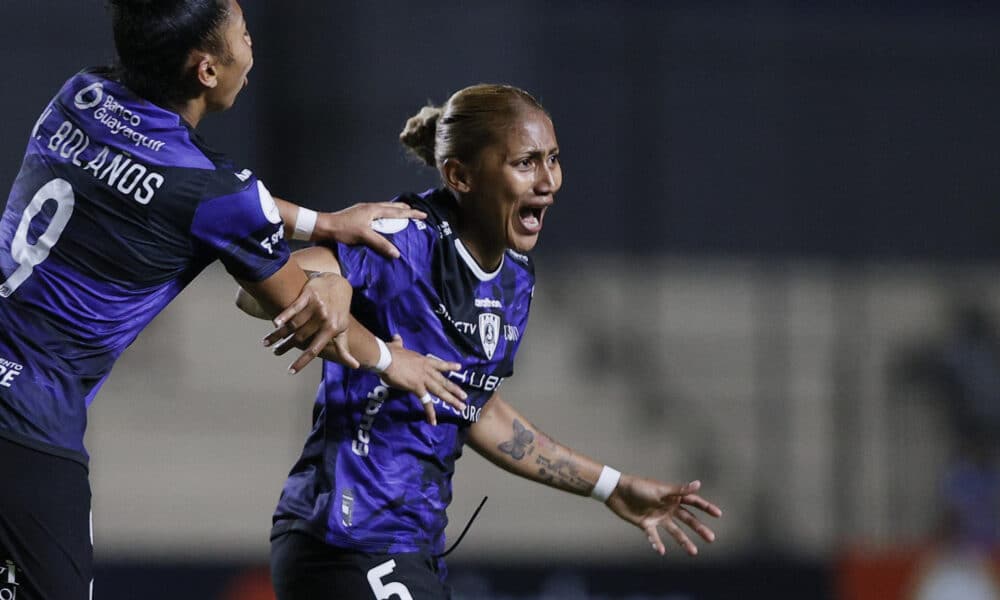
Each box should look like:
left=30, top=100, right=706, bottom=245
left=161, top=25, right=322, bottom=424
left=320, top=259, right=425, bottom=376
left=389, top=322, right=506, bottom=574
left=367, top=559, right=414, bottom=600
left=1, top=178, right=75, bottom=297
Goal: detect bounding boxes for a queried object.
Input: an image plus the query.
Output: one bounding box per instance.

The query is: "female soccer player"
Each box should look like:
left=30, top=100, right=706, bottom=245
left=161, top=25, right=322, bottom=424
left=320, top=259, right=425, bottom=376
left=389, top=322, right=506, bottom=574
left=0, top=1, right=462, bottom=598
left=240, top=84, right=723, bottom=599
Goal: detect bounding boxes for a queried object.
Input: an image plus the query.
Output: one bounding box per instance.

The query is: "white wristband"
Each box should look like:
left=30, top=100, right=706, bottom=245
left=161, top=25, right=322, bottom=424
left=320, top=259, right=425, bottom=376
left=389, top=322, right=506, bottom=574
left=590, top=465, right=621, bottom=503
left=293, top=207, right=318, bottom=241
left=372, top=338, right=392, bottom=373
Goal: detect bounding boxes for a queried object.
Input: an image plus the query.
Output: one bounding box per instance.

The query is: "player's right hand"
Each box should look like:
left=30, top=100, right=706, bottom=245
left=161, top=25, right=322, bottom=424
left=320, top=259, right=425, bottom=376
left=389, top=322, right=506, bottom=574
left=381, top=334, right=467, bottom=425
left=264, top=272, right=359, bottom=373
left=319, top=202, right=428, bottom=259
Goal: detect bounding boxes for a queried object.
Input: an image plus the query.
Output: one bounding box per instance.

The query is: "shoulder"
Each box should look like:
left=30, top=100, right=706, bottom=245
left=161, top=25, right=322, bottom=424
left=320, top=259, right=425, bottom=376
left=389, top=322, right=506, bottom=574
left=504, top=248, right=535, bottom=278
left=52, top=67, right=234, bottom=176
left=198, top=165, right=262, bottom=204
left=368, top=188, right=454, bottom=250
left=193, top=173, right=278, bottom=230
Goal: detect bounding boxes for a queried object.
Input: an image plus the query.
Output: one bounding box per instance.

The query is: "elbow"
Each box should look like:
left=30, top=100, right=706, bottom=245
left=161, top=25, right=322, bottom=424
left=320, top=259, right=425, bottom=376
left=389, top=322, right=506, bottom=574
left=234, top=286, right=273, bottom=320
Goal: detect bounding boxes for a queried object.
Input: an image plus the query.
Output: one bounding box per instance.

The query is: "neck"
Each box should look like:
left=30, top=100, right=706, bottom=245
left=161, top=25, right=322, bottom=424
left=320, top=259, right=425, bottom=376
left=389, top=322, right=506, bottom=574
left=170, top=97, right=209, bottom=128
left=455, top=205, right=505, bottom=272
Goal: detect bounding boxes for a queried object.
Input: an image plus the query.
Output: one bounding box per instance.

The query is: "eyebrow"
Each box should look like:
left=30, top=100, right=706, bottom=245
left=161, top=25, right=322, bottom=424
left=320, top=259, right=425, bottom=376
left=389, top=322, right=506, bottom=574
left=513, top=147, right=558, bottom=158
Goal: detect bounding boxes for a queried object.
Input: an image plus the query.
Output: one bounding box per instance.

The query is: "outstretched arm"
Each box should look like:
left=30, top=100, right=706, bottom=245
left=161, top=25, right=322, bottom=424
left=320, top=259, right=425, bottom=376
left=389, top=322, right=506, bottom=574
left=275, top=197, right=426, bottom=259
left=467, top=393, right=722, bottom=556
left=237, top=246, right=467, bottom=424
left=236, top=261, right=357, bottom=373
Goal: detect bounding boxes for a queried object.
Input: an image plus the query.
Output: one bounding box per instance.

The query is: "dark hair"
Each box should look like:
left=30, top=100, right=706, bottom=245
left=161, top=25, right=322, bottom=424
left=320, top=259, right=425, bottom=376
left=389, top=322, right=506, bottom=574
left=400, top=84, right=547, bottom=169
left=108, top=0, right=233, bottom=106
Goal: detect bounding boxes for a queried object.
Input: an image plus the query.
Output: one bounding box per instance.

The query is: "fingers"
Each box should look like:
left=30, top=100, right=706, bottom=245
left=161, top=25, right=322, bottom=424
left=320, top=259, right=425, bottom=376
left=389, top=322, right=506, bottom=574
left=422, top=353, right=466, bottom=411
left=408, top=354, right=466, bottom=421
left=361, top=230, right=402, bottom=259
left=362, top=203, right=426, bottom=258
left=675, top=507, right=717, bottom=544
left=381, top=333, right=470, bottom=423
left=287, top=347, right=319, bottom=375
left=267, top=319, right=319, bottom=355
left=269, top=292, right=311, bottom=334
left=419, top=391, right=437, bottom=426
left=372, top=203, right=427, bottom=220
left=644, top=525, right=666, bottom=556
left=263, top=299, right=312, bottom=348
left=424, top=374, right=467, bottom=413
left=672, top=480, right=700, bottom=496
left=679, top=493, right=723, bottom=518
left=288, top=330, right=358, bottom=374
left=662, top=517, right=699, bottom=556
left=425, top=354, right=463, bottom=374
left=284, top=323, right=333, bottom=373
left=662, top=480, right=722, bottom=517
left=641, top=479, right=721, bottom=557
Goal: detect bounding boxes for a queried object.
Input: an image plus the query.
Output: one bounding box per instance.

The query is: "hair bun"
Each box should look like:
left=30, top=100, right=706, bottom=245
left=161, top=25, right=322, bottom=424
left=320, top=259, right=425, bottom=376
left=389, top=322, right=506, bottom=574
left=399, top=105, right=442, bottom=168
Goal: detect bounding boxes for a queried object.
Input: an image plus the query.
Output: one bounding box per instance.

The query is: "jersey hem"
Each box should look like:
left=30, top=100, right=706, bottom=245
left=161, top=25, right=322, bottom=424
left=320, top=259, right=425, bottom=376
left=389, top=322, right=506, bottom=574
left=0, top=429, right=89, bottom=469
left=271, top=518, right=436, bottom=554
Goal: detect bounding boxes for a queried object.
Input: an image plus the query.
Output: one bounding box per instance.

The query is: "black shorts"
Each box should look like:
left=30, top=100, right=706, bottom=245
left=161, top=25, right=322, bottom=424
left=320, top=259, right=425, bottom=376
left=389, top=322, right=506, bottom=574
left=0, top=436, right=92, bottom=600
left=271, top=531, right=451, bottom=600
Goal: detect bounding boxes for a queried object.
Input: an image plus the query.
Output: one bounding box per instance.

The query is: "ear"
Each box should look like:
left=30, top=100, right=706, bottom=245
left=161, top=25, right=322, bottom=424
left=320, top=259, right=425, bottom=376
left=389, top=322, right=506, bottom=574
left=441, top=158, right=473, bottom=194
left=193, top=53, right=219, bottom=89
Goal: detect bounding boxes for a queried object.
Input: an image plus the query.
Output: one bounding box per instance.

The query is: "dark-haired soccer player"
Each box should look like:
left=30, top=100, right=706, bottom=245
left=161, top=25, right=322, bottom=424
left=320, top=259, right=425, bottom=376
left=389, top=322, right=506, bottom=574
left=239, top=84, right=723, bottom=600
left=0, top=1, right=463, bottom=598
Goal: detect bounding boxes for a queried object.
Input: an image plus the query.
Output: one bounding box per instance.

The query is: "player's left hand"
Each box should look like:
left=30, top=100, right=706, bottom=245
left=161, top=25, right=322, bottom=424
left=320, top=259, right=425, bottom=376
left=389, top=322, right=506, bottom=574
left=264, top=272, right=359, bottom=373
left=605, top=476, right=722, bottom=557
left=316, top=202, right=428, bottom=259
left=380, top=335, right=468, bottom=426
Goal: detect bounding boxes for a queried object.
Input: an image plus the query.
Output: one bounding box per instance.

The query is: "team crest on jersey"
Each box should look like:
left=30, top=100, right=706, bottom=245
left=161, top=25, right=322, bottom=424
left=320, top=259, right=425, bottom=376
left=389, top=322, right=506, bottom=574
left=479, top=313, right=501, bottom=359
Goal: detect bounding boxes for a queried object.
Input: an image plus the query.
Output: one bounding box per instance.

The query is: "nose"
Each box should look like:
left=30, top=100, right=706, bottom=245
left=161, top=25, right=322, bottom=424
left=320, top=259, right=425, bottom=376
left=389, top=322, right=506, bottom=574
left=535, top=162, right=557, bottom=196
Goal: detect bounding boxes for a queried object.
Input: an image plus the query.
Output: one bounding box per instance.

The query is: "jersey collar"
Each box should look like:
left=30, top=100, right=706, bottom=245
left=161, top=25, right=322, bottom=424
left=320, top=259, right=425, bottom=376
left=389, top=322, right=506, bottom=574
left=454, top=239, right=503, bottom=282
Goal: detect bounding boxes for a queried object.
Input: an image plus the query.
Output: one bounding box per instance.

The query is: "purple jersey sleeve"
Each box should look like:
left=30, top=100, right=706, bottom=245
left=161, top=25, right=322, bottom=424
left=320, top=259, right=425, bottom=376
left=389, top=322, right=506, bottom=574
left=334, top=217, right=433, bottom=301
left=190, top=178, right=289, bottom=282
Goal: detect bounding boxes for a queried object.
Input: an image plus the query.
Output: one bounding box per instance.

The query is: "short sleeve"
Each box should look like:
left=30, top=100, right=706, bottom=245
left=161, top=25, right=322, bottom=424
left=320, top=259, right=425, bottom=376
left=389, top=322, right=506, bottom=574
left=335, top=217, right=434, bottom=301
left=190, top=178, right=289, bottom=282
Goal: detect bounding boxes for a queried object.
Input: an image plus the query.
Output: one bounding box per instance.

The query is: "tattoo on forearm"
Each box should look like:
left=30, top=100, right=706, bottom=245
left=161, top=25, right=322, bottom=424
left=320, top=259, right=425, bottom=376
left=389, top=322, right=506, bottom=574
left=535, top=455, right=591, bottom=493
left=498, top=419, right=534, bottom=460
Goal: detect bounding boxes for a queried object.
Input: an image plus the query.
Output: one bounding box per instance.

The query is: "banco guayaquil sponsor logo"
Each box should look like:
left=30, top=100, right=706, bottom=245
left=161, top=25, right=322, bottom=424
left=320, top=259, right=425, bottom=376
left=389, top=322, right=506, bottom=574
left=74, top=82, right=104, bottom=111
left=0, top=559, right=19, bottom=599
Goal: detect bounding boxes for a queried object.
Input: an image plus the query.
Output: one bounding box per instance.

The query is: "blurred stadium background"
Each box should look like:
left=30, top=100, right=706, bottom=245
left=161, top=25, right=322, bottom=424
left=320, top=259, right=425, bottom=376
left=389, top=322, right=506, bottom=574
left=3, top=1, right=999, bottom=598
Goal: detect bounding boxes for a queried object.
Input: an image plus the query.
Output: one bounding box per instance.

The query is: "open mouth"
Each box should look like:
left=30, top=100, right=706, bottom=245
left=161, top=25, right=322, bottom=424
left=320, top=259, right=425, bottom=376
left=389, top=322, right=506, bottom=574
left=518, top=205, right=545, bottom=234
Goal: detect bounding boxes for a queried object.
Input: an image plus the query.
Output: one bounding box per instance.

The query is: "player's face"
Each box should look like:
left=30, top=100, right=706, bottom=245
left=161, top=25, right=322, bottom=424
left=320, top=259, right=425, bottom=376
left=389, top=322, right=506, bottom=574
left=469, top=108, right=561, bottom=257
left=206, top=0, right=254, bottom=111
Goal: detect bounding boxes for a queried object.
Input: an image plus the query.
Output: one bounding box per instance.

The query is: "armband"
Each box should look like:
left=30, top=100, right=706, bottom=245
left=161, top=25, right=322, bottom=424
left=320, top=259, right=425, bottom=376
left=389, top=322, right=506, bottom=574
left=293, top=207, right=318, bottom=241
left=590, top=465, right=621, bottom=503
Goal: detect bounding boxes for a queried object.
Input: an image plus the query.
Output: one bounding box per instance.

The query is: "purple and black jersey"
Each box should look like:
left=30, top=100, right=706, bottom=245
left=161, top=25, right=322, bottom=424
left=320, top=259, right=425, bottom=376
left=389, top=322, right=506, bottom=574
left=0, top=69, right=289, bottom=463
left=273, top=188, right=535, bottom=556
